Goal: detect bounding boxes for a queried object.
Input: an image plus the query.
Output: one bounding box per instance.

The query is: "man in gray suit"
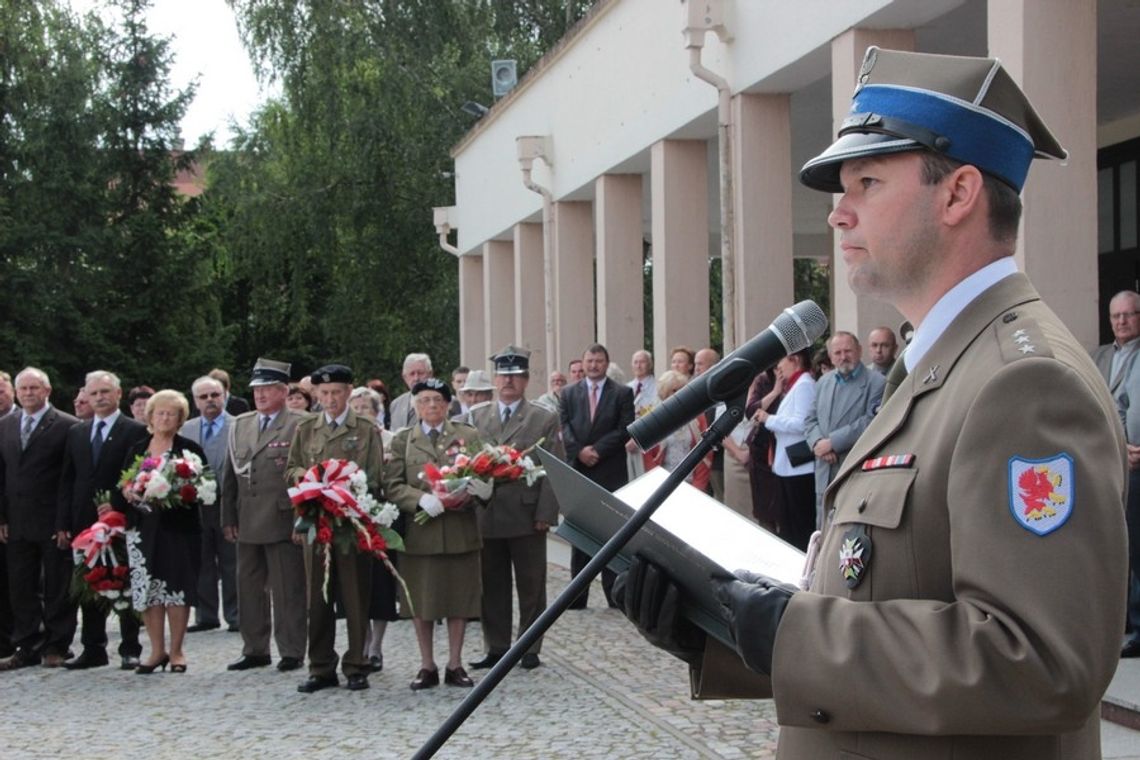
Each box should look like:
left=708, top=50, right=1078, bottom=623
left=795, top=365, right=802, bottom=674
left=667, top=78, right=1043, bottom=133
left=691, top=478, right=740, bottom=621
left=222, top=359, right=307, bottom=671
left=804, top=332, right=885, bottom=529
left=468, top=347, right=564, bottom=671
left=1092, top=290, right=1140, bottom=396
left=387, top=353, right=433, bottom=432
left=181, top=375, right=238, bottom=632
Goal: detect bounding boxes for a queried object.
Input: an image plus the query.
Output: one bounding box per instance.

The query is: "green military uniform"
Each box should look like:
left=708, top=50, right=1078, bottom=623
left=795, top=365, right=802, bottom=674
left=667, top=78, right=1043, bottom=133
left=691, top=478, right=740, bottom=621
left=222, top=407, right=306, bottom=663
left=383, top=420, right=482, bottom=620
left=469, top=399, right=564, bottom=657
left=285, top=408, right=384, bottom=679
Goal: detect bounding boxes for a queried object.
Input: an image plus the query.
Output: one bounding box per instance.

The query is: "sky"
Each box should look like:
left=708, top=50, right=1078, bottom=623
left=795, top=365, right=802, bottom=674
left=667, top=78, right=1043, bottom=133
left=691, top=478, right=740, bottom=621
left=69, top=0, right=271, bottom=144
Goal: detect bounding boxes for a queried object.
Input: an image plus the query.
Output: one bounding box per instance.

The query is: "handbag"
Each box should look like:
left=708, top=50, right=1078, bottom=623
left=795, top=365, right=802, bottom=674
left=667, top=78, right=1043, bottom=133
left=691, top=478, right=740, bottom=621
left=785, top=440, right=814, bottom=467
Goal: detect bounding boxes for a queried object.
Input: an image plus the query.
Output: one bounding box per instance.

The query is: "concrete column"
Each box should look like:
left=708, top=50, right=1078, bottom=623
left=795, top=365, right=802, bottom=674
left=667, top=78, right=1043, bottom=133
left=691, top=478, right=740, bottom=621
left=458, top=254, right=485, bottom=368
left=596, top=174, right=645, bottom=373
left=651, top=139, right=710, bottom=364
left=829, top=29, right=914, bottom=341
left=482, top=240, right=515, bottom=371
left=732, top=93, right=795, bottom=340
left=553, top=200, right=595, bottom=370
left=514, top=222, right=547, bottom=398
left=989, top=1, right=1098, bottom=348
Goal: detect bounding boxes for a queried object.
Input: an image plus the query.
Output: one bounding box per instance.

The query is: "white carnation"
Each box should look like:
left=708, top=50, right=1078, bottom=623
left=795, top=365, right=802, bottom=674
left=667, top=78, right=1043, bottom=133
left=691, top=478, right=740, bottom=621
left=197, top=479, right=218, bottom=506
left=144, top=473, right=172, bottom=500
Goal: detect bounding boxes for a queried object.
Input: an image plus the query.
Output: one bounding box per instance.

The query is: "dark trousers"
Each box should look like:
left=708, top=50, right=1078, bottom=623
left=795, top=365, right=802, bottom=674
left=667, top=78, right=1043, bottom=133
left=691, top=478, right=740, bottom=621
left=77, top=598, right=141, bottom=657
left=0, top=542, right=12, bottom=654
left=7, top=537, right=75, bottom=655
left=305, top=543, right=371, bottom=678
left=1126, top=470, right=1140, bottom=642
left=778, top=473, right=816, bottom=552
left=480, top=533, right=547, bottom=655
left=196, top=522, right=238, bottom=627
left=569, top=547, right=616, bottom=609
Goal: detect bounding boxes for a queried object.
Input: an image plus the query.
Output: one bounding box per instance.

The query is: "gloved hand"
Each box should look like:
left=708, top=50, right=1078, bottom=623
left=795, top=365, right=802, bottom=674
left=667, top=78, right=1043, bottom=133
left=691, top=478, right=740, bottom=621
left=612, top=556, right=706, bottom=665
left=465, top=477, right=493, bottom=501
left=713, top=569, right=797, bottom=676
left=418, top=492, right=445, bottom=517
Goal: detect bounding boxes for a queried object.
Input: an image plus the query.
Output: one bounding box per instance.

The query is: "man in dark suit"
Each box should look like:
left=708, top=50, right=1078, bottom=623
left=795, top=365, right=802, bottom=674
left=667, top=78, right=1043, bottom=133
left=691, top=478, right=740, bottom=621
left=0, top=367, right=80, bottom=669
left=56, top=370, right=148, bottom=670
left=559, top=343, right=634, bottom=608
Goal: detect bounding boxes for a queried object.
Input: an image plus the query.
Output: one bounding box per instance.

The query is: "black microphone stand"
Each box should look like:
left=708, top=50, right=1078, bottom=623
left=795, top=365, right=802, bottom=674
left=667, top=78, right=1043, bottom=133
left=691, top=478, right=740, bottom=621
left=412, top=395, right=748, bottom=759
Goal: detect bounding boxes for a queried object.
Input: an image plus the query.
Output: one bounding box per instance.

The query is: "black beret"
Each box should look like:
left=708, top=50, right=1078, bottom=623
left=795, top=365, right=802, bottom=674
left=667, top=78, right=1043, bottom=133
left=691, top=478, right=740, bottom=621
left=411, top=377, right=452, bottom=403
left=310, top=364, right=353, bottom=385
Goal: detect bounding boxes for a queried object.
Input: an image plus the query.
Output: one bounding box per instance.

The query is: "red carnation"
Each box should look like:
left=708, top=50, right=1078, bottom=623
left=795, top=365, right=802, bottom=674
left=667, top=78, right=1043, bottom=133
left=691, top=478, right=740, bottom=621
left=472, top=454, right=495, bottom=476
left=112, top=565, right=129, bottom=578
left=316, top=526, right=333, bottom=544
left=491, top=462, right=516, bottom=479
left=356, top=533, right=372, bottom=551
left=179, top=484, right=198, bottom=503
left=175, top=461, right=194, bottom=479
left=423, top=463, right=443, bottom=482
left=94, top=580, right=115, bottom=592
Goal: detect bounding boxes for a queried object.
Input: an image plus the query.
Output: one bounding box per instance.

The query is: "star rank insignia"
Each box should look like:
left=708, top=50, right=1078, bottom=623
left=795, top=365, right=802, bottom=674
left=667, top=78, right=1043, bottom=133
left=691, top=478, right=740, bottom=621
left=838, top=525, right=873, bottom=589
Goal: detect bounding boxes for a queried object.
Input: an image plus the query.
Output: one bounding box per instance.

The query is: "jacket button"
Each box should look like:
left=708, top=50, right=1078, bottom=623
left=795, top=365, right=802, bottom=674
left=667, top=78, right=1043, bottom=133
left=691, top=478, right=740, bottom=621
left=857, top=498, right=867, bottom=513
left=810, top=709, right=830, bottom=724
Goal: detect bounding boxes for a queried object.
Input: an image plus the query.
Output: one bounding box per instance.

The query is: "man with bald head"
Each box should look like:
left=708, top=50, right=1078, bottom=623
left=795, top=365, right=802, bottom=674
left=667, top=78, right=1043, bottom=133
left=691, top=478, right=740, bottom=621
left=866, top=326, right=898, bottom=376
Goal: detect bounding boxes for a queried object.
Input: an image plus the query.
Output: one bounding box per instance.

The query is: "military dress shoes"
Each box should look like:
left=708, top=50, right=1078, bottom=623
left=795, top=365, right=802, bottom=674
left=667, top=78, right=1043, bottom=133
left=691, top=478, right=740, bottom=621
left=444, top=666, right=474, bottom=687
left=346, top=673, right=369, bottom=691
left=277, top=657, right=303, bottom=672
left=227, top=655, right=272, bottom=671
left=297, top=674, right=339, bottom=693
left=0, top=649, right=41, bottom=670
left=120, top=655, right=141, bottom=670
left=63, top=649, right=109, bottom=670
left=468, top=652, right=503, bottom=670
left=187, top=622, right=220, bottom=633
left=42, top=652, right=68, bottom=668
left=520, top=653, right=541, bottom=670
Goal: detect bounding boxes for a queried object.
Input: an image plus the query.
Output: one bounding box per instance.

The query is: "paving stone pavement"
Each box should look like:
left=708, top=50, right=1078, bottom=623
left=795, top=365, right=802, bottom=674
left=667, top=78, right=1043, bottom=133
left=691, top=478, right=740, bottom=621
left=0, top=562, right=778, bottom=760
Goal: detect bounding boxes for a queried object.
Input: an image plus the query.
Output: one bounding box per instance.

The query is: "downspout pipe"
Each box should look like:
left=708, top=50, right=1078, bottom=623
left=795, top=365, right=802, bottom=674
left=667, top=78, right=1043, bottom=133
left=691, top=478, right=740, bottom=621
left=518, top=137, right=557, bottom=379
left=686, top=27, right=736, bottom=352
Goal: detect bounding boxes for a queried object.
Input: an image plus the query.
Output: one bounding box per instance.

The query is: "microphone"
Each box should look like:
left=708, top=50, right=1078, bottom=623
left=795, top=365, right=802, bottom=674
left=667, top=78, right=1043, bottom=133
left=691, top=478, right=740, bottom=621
left=628, top=300, right=828, bottom=451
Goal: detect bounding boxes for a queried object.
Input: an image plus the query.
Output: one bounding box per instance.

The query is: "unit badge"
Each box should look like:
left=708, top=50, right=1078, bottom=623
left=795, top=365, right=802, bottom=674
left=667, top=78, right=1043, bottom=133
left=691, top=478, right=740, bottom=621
left=838, top=525, right=872, bottom=589
left=1008, top=454, right=1074, bottom=536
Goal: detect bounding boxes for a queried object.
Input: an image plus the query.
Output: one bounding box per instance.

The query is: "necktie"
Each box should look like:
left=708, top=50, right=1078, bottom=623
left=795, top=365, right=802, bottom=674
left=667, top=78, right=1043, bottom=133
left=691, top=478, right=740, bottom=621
left=635, top=381, right=642, bottom=398
left=328, top=418, right=338, bottom=431
left=91, top=420, right=106, bottom=464
left=428, top=428, right=440, bottom=445
left=20, top=415, right=33, bottom=450
left=260, top=415, right=270, bottom=433
left=204, top=419, right=216, bottom=441
left=589, top=383, right=600, bottom=421
left=502, top=406, right=512, bottom=425
left=882, top=351, right=909, bottom=404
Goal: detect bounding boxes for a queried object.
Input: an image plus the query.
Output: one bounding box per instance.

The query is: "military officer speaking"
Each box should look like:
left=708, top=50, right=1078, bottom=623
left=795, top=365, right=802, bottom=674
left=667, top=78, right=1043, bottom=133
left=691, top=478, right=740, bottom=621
left=286, top=364, right=385, bottom=693
left=467, top=347, right=565, bottom=671
left=221, top=358, right=307, bottom=673
left=616, top=47, right=1127, bottom=759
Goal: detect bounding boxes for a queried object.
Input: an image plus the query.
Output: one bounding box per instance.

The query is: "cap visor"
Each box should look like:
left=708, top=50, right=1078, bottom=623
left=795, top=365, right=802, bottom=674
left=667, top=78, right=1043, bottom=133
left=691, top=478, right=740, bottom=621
left=800, top=133, right=921, bottom=192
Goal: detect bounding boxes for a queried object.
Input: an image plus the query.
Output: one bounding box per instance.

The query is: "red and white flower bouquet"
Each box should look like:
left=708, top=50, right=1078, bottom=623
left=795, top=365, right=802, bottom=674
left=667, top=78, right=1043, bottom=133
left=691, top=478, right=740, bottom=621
left=119, top=451, right=217, bottom=512
left=415, top=440, right=546, bottom=525
left=70, top=504, right=133, bottom=617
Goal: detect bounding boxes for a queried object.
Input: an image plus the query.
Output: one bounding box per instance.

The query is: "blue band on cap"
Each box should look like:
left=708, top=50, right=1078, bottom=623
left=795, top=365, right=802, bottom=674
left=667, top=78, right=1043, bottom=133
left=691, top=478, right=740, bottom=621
left=849, top=85, right=1035, bottom=190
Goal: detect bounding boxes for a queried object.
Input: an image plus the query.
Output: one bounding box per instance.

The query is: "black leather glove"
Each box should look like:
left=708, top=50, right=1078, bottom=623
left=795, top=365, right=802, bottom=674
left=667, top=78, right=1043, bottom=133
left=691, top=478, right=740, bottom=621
left=612, top=556, right=706, bottom=665
left=713, top=569, right=797, bottom=676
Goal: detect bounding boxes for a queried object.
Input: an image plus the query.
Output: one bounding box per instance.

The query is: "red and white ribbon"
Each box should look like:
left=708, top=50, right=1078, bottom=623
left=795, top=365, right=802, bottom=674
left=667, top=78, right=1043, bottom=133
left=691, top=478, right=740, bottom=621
left=71, top=511, right=127, bottom=567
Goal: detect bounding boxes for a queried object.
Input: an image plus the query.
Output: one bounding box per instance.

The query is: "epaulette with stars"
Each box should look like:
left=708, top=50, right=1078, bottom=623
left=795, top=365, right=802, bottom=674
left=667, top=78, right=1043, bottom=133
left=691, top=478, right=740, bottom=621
left=994, top=310, right=1054, bottom=363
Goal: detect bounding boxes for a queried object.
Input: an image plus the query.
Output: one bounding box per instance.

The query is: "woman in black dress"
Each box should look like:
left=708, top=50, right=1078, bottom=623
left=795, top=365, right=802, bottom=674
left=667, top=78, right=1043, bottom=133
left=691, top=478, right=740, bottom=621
left=116, top=390, right=209, bottom=674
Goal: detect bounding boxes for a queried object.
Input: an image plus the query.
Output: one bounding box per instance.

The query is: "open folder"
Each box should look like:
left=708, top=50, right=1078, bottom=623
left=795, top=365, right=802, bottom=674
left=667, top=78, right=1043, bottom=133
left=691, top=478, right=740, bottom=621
left=543, top=448, right=805, bottom=649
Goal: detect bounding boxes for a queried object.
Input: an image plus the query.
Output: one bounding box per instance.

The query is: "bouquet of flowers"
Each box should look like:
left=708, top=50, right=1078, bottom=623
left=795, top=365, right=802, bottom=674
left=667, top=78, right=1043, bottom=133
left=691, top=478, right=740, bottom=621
left=288, top=459, right=409, bottom=607
left=119, top=451, right=217, bottom=512
left=70, top=495, right=133, bottom=618
left=415, top=439, right=546, bottom=525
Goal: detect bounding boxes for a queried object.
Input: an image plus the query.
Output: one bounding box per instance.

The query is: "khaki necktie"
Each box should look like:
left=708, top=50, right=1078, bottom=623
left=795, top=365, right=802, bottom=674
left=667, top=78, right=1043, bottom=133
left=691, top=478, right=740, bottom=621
left=589, top=383, right=600, bottom=421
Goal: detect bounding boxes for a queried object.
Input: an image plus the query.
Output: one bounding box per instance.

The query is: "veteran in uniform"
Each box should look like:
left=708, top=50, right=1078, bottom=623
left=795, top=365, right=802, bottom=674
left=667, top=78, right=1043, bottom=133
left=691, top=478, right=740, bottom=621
left=286, top=364, right=385, bottom=693
left=467, top=347, right=564, bottom=671
left=221, top=358, right=306, bottom=673
left=382, top=378, right=486, bottom=690
left=617, top=47, right=1127, bottom=759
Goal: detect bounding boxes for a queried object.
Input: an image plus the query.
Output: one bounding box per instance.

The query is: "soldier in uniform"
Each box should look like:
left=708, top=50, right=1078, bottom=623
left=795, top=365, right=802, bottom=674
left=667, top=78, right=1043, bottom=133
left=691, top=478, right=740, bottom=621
left=286, top=364, right=384, bottom=693
left=616, top=47, right=1127, bottom=759
left=467, top=347, right=564, bottom=671
left=383, top=378, right=487, bottom=690
left=222, top=358, right=306, bottom=673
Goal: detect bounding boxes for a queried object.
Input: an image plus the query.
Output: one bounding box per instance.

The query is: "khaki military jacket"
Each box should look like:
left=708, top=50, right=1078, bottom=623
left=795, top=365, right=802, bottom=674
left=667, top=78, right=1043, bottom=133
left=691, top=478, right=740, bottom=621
left=285, top=410, right=384, bottom=496
left=469, top=400, right=565, bottom=539
left=382, top=420, right=482, bottom=556
left=222, top=409, right=303, bottom=544
left=694, top=275, right=1127, bottom=760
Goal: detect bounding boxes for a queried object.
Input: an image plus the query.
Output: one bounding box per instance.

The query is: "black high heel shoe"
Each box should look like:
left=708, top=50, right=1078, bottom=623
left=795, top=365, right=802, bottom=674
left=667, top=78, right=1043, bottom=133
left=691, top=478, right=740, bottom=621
left=170, top=662, right=187, bottom=673
left=136, top=654, right=169, bottom=674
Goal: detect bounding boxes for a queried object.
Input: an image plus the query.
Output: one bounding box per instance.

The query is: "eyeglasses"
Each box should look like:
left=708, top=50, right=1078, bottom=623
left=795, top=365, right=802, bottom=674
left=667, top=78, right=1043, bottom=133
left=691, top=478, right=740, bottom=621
left=1110, top=311, right=1140, bottom=322
left=196, top=392, right=222, bottom=400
